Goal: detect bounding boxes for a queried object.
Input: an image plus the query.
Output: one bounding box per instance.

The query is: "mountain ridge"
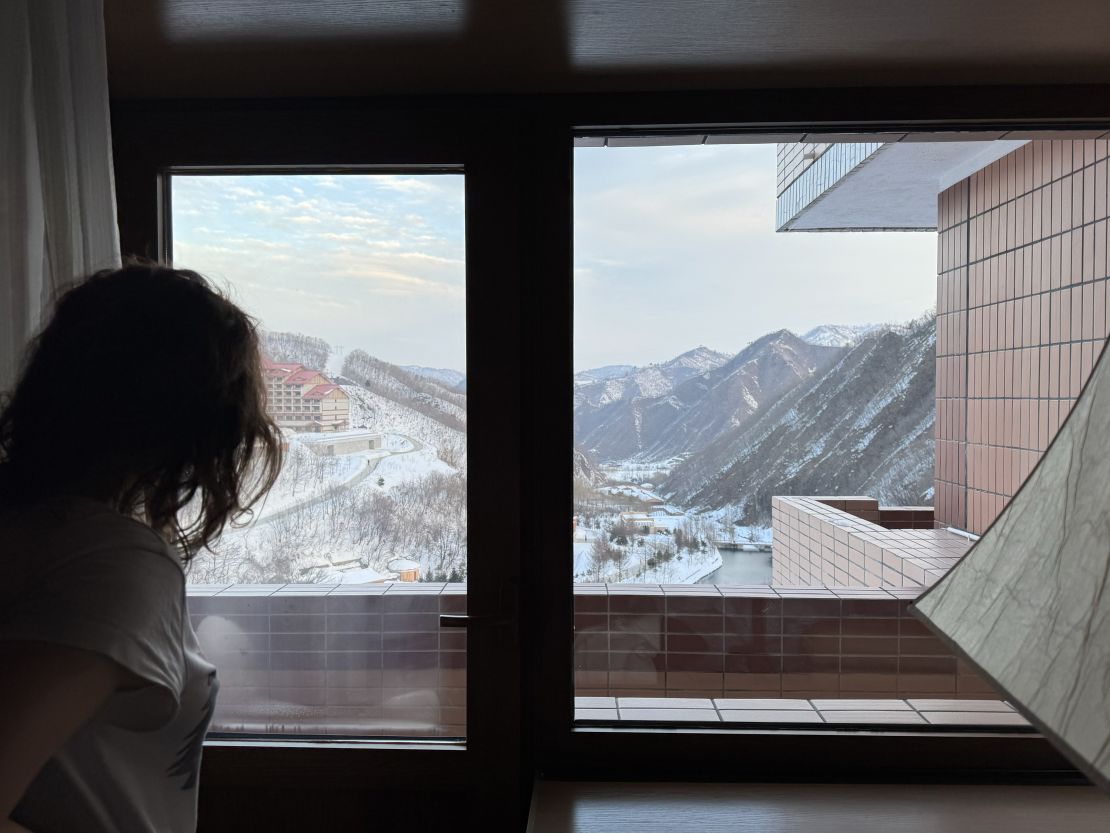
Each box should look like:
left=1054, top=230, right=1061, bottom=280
left=664, top=315, right=936, bottom=522
left=574, top=332, right=841, bottom=463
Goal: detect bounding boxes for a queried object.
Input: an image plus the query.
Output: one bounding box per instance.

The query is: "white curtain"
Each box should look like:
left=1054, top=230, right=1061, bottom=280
left=0, top=0, right=121, bottom=392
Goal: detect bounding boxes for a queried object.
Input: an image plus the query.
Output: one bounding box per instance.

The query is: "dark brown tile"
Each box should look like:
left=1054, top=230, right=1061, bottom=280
left=609, top=594, right=665, bottom=614
left=666, top=653, right=724, bottom=673
left=724, top=633, right=782, bottom=655
left=783, top=655, right=839, bottom=673
left=781, top=598, right=842, bottom=618
left=666, top=633, right=724, bottom=653
left=724, top=597, right=782, bottom=617
left=666, top=614, right=724, bottom=634
left=782, top=616, right=841, bottom=636
left=782, top=635, right=840, bottom=655
left=666, top=595, right=723, bottom=615
left=724, top=654, right=782, bottom=674
left=841, top=636, right=898, bottom=655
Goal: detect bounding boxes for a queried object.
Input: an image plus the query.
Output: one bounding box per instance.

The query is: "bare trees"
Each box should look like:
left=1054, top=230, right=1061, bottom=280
left=436, top=436, right=466, bottom=469
left=589, top=536, right=618, bottom=582
left=259, top=330, right=331, bottom=370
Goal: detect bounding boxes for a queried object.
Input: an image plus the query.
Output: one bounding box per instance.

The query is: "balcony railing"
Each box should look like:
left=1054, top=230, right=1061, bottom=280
left=188, top=577, right=1015, bottom=738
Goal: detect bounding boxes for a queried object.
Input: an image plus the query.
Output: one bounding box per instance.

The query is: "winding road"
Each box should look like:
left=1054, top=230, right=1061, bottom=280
left=242, top=433, right=425, bottom=530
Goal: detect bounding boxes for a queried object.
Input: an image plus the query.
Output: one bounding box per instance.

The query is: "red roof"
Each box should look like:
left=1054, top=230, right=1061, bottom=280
left=284, top=369, right=325, bottom=384
left=302, top=383, right=342, bottom=399
left=261, top=355, right=301, bottom=372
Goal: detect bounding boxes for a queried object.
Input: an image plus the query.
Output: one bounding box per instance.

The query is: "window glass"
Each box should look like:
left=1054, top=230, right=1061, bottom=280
left=571, top=136, right=1092, bottom=728
left=172, top=173, right=467, bottom=738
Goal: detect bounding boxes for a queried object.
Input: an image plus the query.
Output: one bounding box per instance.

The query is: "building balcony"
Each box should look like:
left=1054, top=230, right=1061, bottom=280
left=771, top=496, right=973, bottom=587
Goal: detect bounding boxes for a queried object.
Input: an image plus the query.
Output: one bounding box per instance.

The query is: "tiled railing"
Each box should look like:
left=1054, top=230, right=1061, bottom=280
left=572, top=584, right=996, bottom=701
left=187, top=583, right=466, bottom=738
left=771, top=496, right=972, bottom=587
left=188, top=580, right=998, bottom=738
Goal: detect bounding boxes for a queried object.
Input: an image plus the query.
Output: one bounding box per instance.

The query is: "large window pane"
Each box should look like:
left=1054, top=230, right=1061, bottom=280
left=172, top=172, right=466, bottom=738
left=570, top=136, right=1089, bottom=728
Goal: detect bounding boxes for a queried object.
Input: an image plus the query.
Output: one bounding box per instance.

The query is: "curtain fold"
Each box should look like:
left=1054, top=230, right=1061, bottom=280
left=0, top=0, right=120, bottom=391
left=912, top=338, right=1110, bottom=791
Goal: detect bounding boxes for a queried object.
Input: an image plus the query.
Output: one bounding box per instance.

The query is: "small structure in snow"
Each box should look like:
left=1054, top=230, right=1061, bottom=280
left=388, top=558, right=421, bottom=582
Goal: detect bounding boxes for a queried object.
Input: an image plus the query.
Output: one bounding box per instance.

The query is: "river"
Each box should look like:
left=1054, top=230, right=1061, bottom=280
left=698, top=548, right=773, bottom=585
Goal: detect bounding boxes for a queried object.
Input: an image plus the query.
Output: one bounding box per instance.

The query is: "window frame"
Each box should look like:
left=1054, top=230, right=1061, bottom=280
left=110, top=89, right=1110, bottom=821
left=525, top=92, right=1110, bottom=783
left=113, top=100, right=530, bottom=826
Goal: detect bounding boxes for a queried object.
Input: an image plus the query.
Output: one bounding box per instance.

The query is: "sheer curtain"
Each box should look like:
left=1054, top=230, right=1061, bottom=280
left=913, top=340, right=1110, bottom=790
left=0, top=0, right=121, bottom=391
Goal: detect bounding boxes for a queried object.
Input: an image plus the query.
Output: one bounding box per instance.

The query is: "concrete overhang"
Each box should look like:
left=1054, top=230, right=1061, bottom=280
left=778, top=140, right=1027, bottom=232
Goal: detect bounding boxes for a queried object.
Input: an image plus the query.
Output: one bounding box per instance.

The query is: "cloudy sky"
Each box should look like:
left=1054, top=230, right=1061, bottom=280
left=172, top=173, right=466, bottom=369
left=574, top=144, right=937, bottom=370
left=172, top=145, right=937, bottom=373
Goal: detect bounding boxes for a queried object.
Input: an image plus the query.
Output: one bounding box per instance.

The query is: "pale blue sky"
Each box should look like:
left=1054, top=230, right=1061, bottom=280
left=172, top=173, right=466, bottom=369
left=171, top=147, right=937, bottom=373
left=574, top=144, right=937, bottom=369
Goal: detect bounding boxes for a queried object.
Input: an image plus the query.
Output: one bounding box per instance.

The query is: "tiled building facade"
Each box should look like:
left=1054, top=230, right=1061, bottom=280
left=935, top=140, right=1110, bottom=533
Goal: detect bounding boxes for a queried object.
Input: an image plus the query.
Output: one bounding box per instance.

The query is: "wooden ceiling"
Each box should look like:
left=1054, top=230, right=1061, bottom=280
left=105, top=0, right=1110, bottom=99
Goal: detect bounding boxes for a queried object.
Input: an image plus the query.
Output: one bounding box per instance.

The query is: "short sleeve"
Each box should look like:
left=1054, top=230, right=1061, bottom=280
left=0, top=522, right=186, bottom=731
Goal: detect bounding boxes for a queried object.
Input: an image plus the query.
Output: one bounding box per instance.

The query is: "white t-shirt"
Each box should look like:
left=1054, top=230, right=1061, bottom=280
left=0, top=495, right=218, bottom=833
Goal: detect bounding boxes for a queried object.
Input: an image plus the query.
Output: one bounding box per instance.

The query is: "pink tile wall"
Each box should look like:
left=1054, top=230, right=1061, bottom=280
left=770, top=496, right=969, bottom=589
left=936, top=140, right=1110, bottom=534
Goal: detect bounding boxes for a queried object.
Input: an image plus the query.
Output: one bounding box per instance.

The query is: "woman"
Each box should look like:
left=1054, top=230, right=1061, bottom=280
left=0, top=263, right=282, bottom=833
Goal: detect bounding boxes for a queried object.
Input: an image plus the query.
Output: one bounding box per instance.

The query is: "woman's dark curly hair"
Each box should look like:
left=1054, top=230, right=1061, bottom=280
left=0, top=262, right=282, bottom=560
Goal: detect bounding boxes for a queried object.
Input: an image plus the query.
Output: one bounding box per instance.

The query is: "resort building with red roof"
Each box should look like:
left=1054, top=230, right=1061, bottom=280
left=261, top=356, right=350, bottom=432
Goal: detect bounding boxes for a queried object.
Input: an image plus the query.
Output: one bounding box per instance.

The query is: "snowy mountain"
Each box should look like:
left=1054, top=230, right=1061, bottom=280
left=343, top=350, right=466, bottom=431
left=574, top=336, right=839, bottom=462
left=260, top=330, right=331, bottom=369
left=402, top=366, right=466, bottom=389
left=574, top=364, right=636, bottom=386
left=665, top=315, right=936, bottom=523
left=801, top=323, right=884, bottom=348
left=573, top=446, right=606, bottom=487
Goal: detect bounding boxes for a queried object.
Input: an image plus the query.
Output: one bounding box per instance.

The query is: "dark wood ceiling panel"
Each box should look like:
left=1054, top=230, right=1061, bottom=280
left=104, top=0, right=1110, bottom=98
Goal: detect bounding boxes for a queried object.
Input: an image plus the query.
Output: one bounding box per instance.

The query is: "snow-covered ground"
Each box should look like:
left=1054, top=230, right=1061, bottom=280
left=344, top=384, right=466, bottom=471
left=370, top=444, right=455, bottom=486
left=572, top=524, right=722, bottom=583
left=188, top=424, right=466, bottom=585
left=246, top=440, right=383, bottom=521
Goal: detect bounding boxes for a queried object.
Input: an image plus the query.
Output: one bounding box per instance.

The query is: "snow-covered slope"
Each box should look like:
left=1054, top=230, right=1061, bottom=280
left=801, top=323, right=884, bottom=348
left=344, top=384, right=466, bottom=471
left=402, top=366, right=466, bottom=389
left=260, top=330, right=331, bottom=369
left=665, top=315, right=936, bottom=522
left=574, top=364, right=636, bottom=386
left=574, top=336, right=840, bottom=463
left=343, top=350, right=466, bottom=428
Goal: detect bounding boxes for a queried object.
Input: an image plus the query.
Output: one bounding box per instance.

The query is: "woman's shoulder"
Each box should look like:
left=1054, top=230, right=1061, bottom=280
left=2, top=493, right=181, bottom=575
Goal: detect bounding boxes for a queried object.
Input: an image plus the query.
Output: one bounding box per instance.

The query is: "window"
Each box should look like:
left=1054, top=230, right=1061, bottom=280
left=570, top=133, right=1109, bottom=732
left=113, top=100, right=1091, bottom=801
left=170, top=172, right=468, bottom=739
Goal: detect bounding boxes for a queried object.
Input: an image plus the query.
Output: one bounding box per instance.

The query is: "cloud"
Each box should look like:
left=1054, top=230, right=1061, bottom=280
left=572, top=144, right=936, bottom=369
left=170, top=172, right=465, bottom=366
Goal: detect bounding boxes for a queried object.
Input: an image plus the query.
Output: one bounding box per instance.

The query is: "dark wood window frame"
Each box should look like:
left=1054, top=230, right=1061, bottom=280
left=110, top=87, right=1110, bottom=827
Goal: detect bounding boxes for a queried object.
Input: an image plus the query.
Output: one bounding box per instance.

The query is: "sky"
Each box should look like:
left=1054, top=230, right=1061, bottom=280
left=172, top=146, right=937, bottom=374
left=573, top=144, right=937, bottom=370
left=172, top=173, right=466, bottom=370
